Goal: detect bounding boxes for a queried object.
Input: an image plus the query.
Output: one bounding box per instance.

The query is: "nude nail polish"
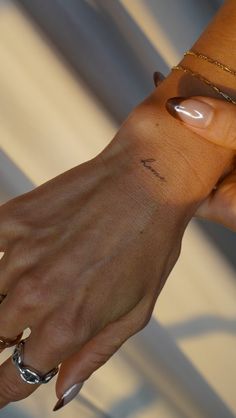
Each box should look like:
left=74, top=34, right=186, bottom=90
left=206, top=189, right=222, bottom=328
left=165, top=97, right=214, bottom=128
left=53, top=382, right=84, bottom=411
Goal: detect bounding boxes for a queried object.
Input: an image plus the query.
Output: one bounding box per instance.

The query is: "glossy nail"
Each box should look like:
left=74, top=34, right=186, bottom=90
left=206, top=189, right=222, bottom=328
left=165, top=97, right=214, bottom=128
left=153, top=71, right=165, bottom=87
left=53, top=382, right=84, bottom=411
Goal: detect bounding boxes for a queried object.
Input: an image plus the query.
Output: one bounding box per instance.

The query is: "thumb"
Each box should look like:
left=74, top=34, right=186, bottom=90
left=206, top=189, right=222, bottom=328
left=53, top=302, right=150, bottom=411
left=165, top=96, right=236, bottom=150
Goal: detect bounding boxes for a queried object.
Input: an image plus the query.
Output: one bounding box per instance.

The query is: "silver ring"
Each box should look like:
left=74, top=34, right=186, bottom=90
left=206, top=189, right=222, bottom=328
left=12, top=339, right=59, bottom=384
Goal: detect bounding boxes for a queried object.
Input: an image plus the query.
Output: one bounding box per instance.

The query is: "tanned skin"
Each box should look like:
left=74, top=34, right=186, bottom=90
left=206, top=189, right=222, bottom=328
left=0, top=0, right=235, bottom=411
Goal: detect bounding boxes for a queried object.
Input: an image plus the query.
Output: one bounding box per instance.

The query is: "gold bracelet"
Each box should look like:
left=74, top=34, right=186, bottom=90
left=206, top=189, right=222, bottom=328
left=184, top=50, right=236, bottom=77
left=172, top=64, right=236, bottom=105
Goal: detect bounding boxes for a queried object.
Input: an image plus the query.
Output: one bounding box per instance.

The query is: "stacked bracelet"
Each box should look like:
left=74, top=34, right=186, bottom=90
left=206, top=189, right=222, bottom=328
left=171, top=50, right=236, bottom=105
left=184, top=50, right=236, bottom=77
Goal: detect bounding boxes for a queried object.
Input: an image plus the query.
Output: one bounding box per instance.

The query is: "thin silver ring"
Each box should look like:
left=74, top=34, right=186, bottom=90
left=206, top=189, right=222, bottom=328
left=12, top=339, right=59, bottom=384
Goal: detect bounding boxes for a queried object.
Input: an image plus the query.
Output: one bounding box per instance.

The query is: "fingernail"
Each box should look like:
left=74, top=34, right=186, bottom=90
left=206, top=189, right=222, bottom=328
left=53, top=382, right=84, bottom=411
left=165, top=97, right=214, bottom=128
left=153, top=71, right=165, bottom=87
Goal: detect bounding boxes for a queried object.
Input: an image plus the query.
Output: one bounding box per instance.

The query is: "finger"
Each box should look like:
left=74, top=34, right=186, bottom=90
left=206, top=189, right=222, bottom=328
left=0, top=315, right=92, bottom=409
left=54, top=298, right=151, bottom=411
left=0, top=293, right=23, bottom=354
left=0, top=241, right=36, bottom=295
left=165, top=96, right=236, bottom=150
left=0, top=236, right=9, bottom=253
left=0, top=293, right=30, bottom=354
left=153, top=71, right=165, bottom=87
left=0, top=334, right=54, bottom=408
left=196, top=169, right=236, bottom=231
left=0, top=197, right=27, bottom=251
left=0, top=251, right=16, bottom=294
left=0, top=219, right=19, bottom=251
left=0, top=270, right=49, bottom=353
left=0, top=204, right=10, bottom=251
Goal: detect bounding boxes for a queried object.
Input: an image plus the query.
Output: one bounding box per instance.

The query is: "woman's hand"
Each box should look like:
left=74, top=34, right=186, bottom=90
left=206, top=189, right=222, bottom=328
left=0, top=71, right=233, bottom=411
left=165, top=95, right=236, bottom=231
left=0, top=64, right=233, bottom=411
left=154, top=72, right=236, bottom=231
left=0, top=104, right=190, bottom=411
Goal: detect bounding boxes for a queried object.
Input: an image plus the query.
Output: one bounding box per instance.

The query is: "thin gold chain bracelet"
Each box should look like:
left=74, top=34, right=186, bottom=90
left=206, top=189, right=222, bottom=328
left=184, top=50, right=236, bottom=77
left=172, top=64, right=236, bottom=105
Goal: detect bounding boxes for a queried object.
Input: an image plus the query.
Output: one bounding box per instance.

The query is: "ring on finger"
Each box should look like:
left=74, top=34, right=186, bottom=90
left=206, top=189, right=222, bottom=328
left=12, top=339, right=59, bottom=384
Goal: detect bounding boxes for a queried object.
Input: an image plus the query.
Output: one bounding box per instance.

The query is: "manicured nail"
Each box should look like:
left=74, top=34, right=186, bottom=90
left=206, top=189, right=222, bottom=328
left=153, top=71, right=165, bottom=87
left=53, top=382, right=84, bottom=411
left=165, top=97, right=214, bottom=128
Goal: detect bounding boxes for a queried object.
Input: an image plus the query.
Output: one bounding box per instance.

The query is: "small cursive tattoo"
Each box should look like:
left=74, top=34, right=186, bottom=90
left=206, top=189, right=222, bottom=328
left=140, top=158, right=166, bottom=181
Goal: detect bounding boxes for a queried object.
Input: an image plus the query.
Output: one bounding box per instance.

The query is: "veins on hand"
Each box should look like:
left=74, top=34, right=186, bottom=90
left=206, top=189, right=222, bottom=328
left=140, top=159, right=166, bottom=182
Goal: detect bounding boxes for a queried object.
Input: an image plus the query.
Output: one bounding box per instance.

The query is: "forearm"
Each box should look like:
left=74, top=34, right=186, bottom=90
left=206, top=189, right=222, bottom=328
left=183, top=0, right=236, bottom=96
left=149, top=0, right=236, bottom=201
left=102, top=0, right=235, bottom=226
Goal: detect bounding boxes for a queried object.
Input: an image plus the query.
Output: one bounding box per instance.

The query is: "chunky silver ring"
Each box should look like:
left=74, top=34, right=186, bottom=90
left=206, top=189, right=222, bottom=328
left=12, top=339, right=59, bottom=384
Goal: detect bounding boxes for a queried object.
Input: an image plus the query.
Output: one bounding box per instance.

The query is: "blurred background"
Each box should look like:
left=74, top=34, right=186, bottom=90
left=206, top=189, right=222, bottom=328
left=1, top=0, right=236, bottom=417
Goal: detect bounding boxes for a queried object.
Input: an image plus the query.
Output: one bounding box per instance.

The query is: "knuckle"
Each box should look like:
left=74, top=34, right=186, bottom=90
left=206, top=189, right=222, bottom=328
left=12, top=279, right=33, bottom=309
left=12, top=274, right=49, bottom=314
left=135, top=306, right=152, bottom=332
left=93, top=337, right=123, bottom=362
left=90, top=348, right=111, bottom=366
left=18, top=272, right=48, bottom=299
left=14, top=277, right=36, bottom=304
left=42, top=318, right=77, bottom=353
left=5, top=245, right=33, bottom=275
left=135, top=314, right=150, bottom=331
left=0, top=201, right=31, bottom=239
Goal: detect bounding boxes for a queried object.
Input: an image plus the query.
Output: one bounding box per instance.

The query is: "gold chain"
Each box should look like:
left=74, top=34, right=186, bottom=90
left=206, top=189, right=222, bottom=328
left=184, top=50, right=236, bottom=76
left=172, top=65, right=236, bottom=105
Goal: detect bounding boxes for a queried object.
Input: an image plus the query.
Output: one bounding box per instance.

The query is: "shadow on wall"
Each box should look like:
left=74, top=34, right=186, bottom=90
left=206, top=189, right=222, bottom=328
left=15, top=0, right=167, bottom=123
left=119, top=318, right=235, bottom=418
left=0, top=149, right=34, bottom=203
left=146, top=0, right=222, bottom=50
left=197, top=218, right=236, bottom=271
left=0, top=405, right=32, bottom=418
left=166, top=314, right=236, bottom=340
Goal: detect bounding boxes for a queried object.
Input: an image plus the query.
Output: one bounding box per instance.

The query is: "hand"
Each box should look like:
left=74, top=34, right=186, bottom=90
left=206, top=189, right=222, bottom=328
left=0, top=67, right=233, bottom=411
left=154, top=72, right=236, bottom=231
left=0, top=104, right=188, bottom=411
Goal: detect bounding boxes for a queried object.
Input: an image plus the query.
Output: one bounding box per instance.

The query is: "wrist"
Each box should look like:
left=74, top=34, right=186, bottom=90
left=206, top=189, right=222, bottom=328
left=101, top=73, right=234, bottom=224
left=98, top=0, right=236, bottom=230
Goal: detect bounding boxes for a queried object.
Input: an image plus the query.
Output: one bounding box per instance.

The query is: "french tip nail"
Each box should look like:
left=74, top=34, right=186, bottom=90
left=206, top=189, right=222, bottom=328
left=165, top=96, right=188, bottom=120
left=166, top=96, right=215, bottom=128
left=53, top=382, right=84, bottom=412
left=53, top=398, right=64, bottom=412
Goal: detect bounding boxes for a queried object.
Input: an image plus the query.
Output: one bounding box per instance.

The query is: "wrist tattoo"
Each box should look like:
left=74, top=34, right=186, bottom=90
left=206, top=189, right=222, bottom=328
left=140, top=159, right=166, bottom=181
